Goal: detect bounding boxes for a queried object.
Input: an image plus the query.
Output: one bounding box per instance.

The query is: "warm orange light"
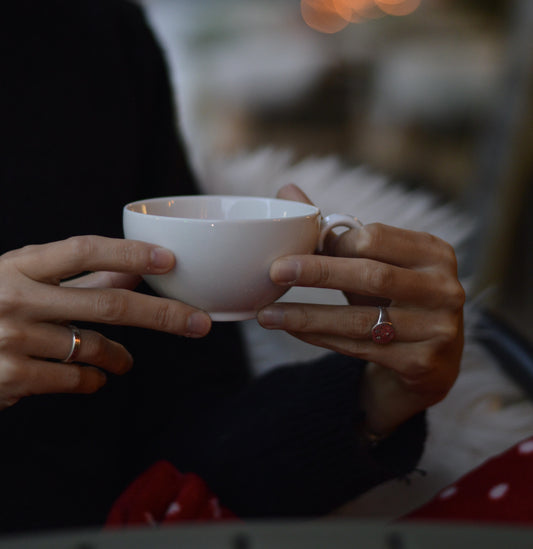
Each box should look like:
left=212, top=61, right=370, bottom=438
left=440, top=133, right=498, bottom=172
left=374, top=0, right=421, bottom=16
left=332, top=0, right=384, bottom=23
left=301, top=0, right=422, bottom=32
left=330, top=0, right=354, bottom=22
left=300, top=0, right=350, bottom=34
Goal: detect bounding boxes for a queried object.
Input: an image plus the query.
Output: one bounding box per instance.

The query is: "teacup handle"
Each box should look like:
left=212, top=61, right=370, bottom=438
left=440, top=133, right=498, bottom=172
left=318, top=213, right=363, bottom=253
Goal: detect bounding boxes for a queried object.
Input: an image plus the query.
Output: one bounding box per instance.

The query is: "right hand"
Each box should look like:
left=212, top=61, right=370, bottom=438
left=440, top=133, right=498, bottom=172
left=0, top=235, right=212, bottom=409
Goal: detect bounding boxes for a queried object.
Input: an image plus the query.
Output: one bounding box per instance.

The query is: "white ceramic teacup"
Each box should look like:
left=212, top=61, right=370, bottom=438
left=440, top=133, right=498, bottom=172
left=123, top=195, right=362, bottom=321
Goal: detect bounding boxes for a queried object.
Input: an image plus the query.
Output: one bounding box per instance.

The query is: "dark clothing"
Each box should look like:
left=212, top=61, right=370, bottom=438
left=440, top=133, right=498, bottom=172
left=0, top=0, right=426, bottom=534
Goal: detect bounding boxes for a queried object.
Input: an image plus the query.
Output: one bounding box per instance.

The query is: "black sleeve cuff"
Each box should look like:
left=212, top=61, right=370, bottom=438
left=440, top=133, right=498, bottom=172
left=166, top=353, right=427, bottom=518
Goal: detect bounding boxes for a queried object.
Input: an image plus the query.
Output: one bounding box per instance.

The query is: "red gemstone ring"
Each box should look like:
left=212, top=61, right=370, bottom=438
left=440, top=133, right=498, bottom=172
left=371, top=306, right=395, bottom=345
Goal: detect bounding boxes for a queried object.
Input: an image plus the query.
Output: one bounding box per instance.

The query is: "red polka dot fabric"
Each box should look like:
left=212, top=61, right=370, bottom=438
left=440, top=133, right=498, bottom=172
left=404, top=437, right=533, bottom=525
left=105, top=460, right=237, bottom=527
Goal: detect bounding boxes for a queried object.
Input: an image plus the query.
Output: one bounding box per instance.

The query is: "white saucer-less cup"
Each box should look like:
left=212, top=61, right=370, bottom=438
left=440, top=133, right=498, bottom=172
left=123, top=195, right=362, bottom=321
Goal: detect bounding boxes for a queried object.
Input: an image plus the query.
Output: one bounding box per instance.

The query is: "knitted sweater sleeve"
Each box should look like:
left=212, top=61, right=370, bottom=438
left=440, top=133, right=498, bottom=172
left=168, top=353, right=427, bottom=518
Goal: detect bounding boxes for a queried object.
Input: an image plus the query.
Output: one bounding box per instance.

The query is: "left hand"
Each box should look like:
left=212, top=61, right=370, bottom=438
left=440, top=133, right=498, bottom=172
left=257, top=184, right=465, bottom=435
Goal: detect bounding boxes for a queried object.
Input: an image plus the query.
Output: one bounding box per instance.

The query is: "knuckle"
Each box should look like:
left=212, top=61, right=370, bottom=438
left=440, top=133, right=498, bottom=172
left=0, top=356, right=25, bottom=389
left=403, top=353, right=434, bottom=383
left=0, top=248, right=20, bottom=264
left=420, top=231, right=441, bottom=248
left=0, top=289, right=19, bottom=315
left=364, top=262, right=394, bottom=295
left=0, top=324, right=25, bottom=351
left=115, top=241, right=145, bottom=271
left=433, top=315, right=460, bottom=344
left=307, top=258, right=332, bottom=286
left=291, top=308, right=311, bottom=331
left=152, top=301, right=177, bottom=332
left=356, top=223, right=386, bottom=256
left=436, top=274, right=465, bottom=309
left=94, top=290, right=129, bottom=323
left=3, top=244, right=37, bottom=261
left=419, top=231, right=449, bottom=257
left=402, top=351, right=456, bottom=403
left=439, top=240, right=459, bottom=269
left=65, top=235, right=97, bottom=262
left=448, top=280, right=466, bottom=309
left=298, top=256, right=331, bottom=287
left=0, top=272, right=28, bottom=316
left=424, top=234, right=459, bottom=271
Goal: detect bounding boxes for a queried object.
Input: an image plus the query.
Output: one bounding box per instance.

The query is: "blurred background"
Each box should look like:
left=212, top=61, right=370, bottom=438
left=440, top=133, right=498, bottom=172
left=140, top=0, right=532, bottom=344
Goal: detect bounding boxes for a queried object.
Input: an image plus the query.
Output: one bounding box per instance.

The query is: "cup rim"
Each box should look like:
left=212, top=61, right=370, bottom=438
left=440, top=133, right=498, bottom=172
left=124, top=195, right=320, bottom=223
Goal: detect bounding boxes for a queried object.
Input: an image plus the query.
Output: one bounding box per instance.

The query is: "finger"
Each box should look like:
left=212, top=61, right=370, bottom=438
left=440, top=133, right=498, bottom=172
left=15, top=236, right=175, bottom=283
left=332, top=223, right=459, bottom=272
left=286, top=332, right=448, bottom=390
left=298, top=332, right=459, bottom=402
left=258, top=303, right=459, bottom=343
left=15, top=323, right=133, bottom=375
left=62, top=271, right=142, bottom=290
left=289, top=330, right=406, bottom=367
left=31, top=285, right=212, bottom=338
left=276, top=184, right=340, bottom=251
left=269, top=255, right=446, bottom=306
left=276, top=183, right=314, bottom=205
left=1, top=355, right=107, bottom=400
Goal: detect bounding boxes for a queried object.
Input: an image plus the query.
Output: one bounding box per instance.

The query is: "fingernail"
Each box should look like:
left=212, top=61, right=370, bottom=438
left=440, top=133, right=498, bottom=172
left=186, top=312, right=211, bottom=338
left=258, top=306, right=285, bottom=328
left=150, top=247, right=174, bottom=270
left=271, top=259, right=300, bottom=285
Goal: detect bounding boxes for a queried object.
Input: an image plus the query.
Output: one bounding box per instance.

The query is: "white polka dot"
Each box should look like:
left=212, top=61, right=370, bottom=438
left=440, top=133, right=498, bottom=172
left=488, top=483, right=509, bottom=500
left=439, top=486, right=458, bottom=500
left=518, top=440, right=533, bottom=455
left=165, top=501, right=182, bottom=517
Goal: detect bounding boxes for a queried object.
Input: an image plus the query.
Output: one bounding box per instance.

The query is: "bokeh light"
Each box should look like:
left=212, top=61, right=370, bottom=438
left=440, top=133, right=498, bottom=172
left=302, top=0, right=422, bottom=32
left=332, top=0, right=385, bottom=23
left=300, top=0, right=350, bottom=34
left=374, top=0, right=421, bottom=17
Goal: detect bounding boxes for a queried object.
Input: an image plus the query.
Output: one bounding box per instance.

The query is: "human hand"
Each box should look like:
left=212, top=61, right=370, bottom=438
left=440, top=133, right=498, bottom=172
left=0, top=236, right=211, bottom=409
left=257, top=184, right=465, bottom=435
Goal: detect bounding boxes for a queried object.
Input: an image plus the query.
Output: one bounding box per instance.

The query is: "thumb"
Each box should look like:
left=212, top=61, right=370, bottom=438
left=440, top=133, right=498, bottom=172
left=276, top=183, right=314, bottom=205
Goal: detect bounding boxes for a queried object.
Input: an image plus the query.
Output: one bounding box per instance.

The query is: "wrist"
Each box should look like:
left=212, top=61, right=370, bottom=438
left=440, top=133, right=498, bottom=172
left=358, top=362, right=426, bottom=436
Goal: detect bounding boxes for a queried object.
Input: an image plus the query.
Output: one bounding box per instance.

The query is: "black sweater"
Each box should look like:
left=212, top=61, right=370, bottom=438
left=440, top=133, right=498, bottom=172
left=0, top=0, right=426, bottom=534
